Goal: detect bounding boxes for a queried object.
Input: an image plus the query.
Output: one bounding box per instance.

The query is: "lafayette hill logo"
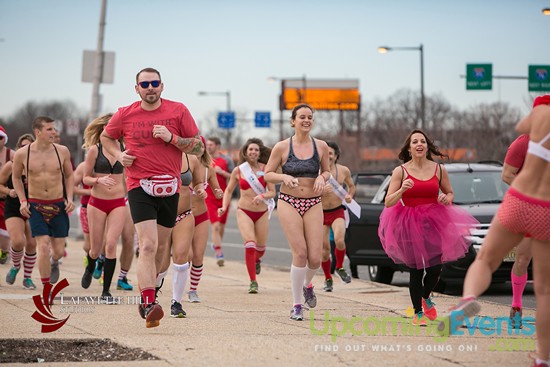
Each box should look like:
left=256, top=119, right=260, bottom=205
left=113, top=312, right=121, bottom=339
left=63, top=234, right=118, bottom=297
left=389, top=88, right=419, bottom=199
left=32, top=278, right=70, bottom=333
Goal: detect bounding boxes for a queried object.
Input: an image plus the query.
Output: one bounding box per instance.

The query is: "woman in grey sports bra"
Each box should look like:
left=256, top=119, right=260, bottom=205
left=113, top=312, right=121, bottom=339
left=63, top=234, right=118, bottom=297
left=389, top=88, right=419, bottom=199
left=441, top=95, right=550, bottom=365
left=80, top=113, right=130, bottom=302
left=265, top=103, right=330, bottom=322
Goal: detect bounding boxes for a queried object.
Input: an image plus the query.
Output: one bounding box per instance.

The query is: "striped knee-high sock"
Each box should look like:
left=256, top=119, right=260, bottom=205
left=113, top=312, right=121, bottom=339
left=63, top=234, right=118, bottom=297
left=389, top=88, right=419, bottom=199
left=189, top=264, right=203, bottom=292
left=10, top=248, right=24, bottom=269
left=23, top=252, right=37, bottom=278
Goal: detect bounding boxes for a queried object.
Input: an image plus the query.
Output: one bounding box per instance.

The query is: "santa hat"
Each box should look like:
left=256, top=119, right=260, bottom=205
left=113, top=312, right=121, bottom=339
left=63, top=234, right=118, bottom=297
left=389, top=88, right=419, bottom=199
left=0, top=126, right=7, bottom=144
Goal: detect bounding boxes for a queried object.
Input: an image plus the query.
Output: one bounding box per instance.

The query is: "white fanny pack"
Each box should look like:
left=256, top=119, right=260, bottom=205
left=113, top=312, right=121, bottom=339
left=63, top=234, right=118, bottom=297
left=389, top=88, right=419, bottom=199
left=139, top=175, right=178, bottom=197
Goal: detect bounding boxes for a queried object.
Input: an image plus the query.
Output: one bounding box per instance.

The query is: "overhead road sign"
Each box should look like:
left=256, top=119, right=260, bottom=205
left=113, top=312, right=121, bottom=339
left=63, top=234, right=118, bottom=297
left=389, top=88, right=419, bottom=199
left=254, top=112, right=271, bottom=128
left=218, top=112, right=235, bottom=129
left=466, top=64, right=492, bottom=90
left=280, top=79, right=360, bottom=111
left=528, top=65, right=550, bottom=92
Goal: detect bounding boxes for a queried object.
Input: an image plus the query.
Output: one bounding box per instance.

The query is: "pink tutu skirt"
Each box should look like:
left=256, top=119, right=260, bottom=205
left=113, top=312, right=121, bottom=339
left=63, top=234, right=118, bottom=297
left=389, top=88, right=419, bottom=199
left=378, top=202, right=479, bottom=270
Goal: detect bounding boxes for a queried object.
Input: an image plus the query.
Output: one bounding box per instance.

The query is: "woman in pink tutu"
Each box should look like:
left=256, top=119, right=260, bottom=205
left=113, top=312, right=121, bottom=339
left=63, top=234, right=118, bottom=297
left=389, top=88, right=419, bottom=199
left=378, top=129, right=478, bottom=325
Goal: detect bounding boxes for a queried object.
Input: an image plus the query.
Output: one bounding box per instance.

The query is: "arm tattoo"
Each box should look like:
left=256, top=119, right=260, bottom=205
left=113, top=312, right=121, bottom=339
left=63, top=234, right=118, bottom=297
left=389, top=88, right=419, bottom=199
left=174, top=134, right=204, bottom=156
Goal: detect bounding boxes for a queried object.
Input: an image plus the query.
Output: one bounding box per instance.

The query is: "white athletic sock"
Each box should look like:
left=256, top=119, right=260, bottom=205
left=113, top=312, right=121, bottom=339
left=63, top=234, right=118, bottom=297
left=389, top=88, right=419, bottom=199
left=290, top=265, right=307, bottom=305
left=172, top=263, right=189, bottom=303
left=304, top=265, right=319, bottom=287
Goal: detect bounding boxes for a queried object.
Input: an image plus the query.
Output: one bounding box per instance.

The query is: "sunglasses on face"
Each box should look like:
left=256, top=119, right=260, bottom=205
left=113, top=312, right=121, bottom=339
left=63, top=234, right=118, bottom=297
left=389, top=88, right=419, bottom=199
left=138, top=80, right=161, bottom=89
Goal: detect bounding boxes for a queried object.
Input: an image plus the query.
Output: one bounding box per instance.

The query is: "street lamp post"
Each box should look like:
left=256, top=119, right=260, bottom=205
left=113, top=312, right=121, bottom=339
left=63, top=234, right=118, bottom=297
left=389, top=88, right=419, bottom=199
left=378, top=44, right=425, bottom=130
left=198, top=90, right=231, bottom=111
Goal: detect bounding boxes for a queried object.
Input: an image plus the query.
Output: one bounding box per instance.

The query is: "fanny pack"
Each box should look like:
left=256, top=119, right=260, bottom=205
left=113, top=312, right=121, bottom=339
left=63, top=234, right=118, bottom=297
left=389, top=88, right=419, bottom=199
left=139, top=175, right=178, bottom=197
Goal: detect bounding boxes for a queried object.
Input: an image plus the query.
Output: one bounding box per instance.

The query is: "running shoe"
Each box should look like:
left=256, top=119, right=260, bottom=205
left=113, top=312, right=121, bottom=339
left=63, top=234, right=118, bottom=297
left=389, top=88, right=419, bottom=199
left=81, top=268, right=93, bottom=289
left=117, top=277, right=134, bottom=291
left=336, top=268, right=352, bottom=283
left=323, top=278, right=333, bottom=292
left=437, top=297, right=481, bottom=336
left=101, top=291, right=118, bottom=304
left=6, top=266, right=20, bottom=285
left=0, top=251, right=9, bottom=264
left=303, top=285, right=317, bottom=308
left=22, top=278, right=36, bottom=290
left=248, top=280, right=258, bottom=294
left=255, top=259, right=261, bottom=275
left=143, top=302, right=164, bottom=328
left=412, top=311, right=428, bottom=326
left=83, top=255, right=88, bottom=268
left=422, top=296, right=437, bottom=321
left=170, top=300, right=186, bottom=318
left=188, top=290, right=201, bottom=303
left=93, top=258, right=104, bottom=279
left=290, top=304, right=305, bottom=321
left=50, top=260, right=60, bottom=284
left=510, top=306, right=523, bottom=329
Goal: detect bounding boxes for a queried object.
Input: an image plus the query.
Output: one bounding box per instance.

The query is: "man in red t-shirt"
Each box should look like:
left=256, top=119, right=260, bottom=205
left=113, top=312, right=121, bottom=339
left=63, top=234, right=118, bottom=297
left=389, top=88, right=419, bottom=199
left=502, top=133, right=531, bottom=328
left=205, top=137, right=234, bottom=266
left=101, top=67, right=203, bottom=328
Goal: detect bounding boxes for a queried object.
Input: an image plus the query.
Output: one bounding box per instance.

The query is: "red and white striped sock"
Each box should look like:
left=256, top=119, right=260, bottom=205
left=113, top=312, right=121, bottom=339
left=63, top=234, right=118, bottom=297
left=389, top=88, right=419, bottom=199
left=10, top=248, right=23, bottom=269
left=189, top=264, right=203, bottom=292
left=23, top=252, right=37, bottom=279
left=119, top=268, right=129, bottom=281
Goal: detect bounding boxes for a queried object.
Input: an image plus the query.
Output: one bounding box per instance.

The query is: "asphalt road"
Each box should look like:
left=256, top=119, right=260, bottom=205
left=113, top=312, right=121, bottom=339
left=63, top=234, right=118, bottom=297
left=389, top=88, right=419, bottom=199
left=215, top=206, right=536, bottom=310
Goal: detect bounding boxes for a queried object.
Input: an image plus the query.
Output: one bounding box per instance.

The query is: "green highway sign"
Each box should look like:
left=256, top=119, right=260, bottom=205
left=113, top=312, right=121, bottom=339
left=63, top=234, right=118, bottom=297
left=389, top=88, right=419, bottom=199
left=528, top=65, right=550, bottom=92
left=466, top=64, right=492, bottom=90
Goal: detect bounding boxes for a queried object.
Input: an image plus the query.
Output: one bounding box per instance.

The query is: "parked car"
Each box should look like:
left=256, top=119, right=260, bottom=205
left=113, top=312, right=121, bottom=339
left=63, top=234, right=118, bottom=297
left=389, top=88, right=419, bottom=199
left=346, top=162, right=532, bottom=292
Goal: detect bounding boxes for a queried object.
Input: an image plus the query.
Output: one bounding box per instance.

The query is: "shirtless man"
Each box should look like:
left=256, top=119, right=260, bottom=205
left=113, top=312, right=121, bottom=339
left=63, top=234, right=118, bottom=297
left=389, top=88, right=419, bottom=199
left=0, top=125, right=15, bottom=264
left=12, top=116, right=75, bottom=287
left=321, top=141, right=355, bottom=291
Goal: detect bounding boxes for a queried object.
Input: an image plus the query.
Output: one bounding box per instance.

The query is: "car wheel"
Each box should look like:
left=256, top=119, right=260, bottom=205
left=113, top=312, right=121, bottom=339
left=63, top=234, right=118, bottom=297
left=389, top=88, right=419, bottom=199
left=368, top=265, right=394, bottom=284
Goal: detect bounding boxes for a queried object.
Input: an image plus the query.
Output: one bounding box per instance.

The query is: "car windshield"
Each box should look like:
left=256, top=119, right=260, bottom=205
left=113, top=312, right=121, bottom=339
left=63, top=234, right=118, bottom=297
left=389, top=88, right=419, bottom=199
left=449, top=171, right=509, bottom=204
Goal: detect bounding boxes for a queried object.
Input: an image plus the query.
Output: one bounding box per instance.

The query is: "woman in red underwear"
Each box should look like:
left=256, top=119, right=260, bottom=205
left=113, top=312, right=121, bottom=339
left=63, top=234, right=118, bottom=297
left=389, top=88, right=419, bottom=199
left=265, top=104, right=330, bottom=321
left=441, top=96, right=550, bottom=367
left=186, top=140, right=223, bottom=303
left=379, top=129, right=478, bottom=326
left=80, top=113, right=129, bottom=302
left=218, top=138, right=275, bottom=294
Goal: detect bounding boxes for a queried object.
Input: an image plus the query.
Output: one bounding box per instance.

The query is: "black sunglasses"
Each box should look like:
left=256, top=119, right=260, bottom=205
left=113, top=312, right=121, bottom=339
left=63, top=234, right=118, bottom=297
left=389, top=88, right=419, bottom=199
left=138, top=80, right=161, bottom=88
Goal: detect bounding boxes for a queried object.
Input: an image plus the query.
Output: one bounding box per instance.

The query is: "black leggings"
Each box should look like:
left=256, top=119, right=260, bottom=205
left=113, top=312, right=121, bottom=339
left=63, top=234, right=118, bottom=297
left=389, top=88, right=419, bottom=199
left=408, top=265, right=442, bottom=314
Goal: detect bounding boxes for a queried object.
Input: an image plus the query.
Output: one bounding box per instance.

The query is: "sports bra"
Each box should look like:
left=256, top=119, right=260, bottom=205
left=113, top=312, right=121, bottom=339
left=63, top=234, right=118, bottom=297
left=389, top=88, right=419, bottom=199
left=527, top=132, right=550, bottom=163
left=239, top=173, right=266, bottom=191
left=281, top=136, right=320, bottom=178
left=94, top=143, right=124, bottom=174
left=180, top=154, right=192, bottom=186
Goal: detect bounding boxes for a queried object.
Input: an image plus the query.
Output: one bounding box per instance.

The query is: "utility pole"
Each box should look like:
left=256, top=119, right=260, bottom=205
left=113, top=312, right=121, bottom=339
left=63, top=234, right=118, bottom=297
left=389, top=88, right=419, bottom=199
left=89, top=0, right=108, bottom=121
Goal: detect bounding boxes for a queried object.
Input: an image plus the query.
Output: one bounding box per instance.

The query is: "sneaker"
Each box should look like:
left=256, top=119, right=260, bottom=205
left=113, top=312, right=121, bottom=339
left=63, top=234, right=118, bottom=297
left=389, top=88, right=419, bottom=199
left=248, top=280, right=259, bottom=294
left=336, top=268, right=352, bottom=283
left=0, top=251, right=9, bottom=264
left=255, top=260, right=261, bottom=275
left=188, top=290, right=201, bottom=303
left=290, top=304, right=306, bottom=321
left=83, top=255, right=88, bottom=268
left=510, top=306, right=523, bottom=329
left=117, top=277, right=134, bottom=291
left=143, top=302, right=164, bottom=328
left=50, top=261, right=60, bottom=284
left=22, top=278, right=36, bottom=290
left=93, top=259, right=104, bottom=279
left=170, top=300, right=186, bottom=318
left=211, top=243, right=224, bottom=267
left=323, top=278, right=333, bottom=292
left=99, top=274, right=104, bottom=285
left=422, top=296, right=437, bottom=321
left=6, top=266, right=20, bottom=285
left=101, top=291, right=118, bottom=304
left=81, top=268, right=93, bottom=289
left=303, top=285, right=317, bottom=308
left=437, top=298, right=481, bottom=336
left=412, top=311, right=428, bottom=326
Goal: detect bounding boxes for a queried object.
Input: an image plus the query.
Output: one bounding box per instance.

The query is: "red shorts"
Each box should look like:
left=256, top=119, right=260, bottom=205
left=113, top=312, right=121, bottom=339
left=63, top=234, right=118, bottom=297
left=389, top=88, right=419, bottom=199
left=80, top=205, right=89, bottom=234
left=323, top=205, right=346, bottom=227
left=497, top=187, right=550, bottom=241
left=206, top=198, right=228, bottom=224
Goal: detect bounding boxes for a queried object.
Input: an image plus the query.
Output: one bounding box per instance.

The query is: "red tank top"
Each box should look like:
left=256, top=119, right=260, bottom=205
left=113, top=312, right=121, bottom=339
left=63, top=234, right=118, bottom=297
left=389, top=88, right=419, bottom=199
left=401, top=165, right=439, bottom=207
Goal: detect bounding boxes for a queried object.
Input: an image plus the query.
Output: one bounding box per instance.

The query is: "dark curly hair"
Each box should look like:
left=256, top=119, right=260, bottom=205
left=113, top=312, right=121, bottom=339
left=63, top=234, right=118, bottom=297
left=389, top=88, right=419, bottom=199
left=398, top=129, right=448, bottom=163
left=238, top=138, right=271, bottom=165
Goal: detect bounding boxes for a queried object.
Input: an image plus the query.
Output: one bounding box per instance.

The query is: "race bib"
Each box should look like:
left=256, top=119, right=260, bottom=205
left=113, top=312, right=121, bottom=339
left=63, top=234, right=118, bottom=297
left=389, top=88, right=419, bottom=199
left=139, top=175, right=178, bottom=197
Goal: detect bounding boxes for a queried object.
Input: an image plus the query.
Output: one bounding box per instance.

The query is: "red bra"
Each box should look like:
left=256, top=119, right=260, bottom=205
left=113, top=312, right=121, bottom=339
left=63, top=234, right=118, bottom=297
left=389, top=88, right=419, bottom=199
left=239, top=174, right=266, bottom=191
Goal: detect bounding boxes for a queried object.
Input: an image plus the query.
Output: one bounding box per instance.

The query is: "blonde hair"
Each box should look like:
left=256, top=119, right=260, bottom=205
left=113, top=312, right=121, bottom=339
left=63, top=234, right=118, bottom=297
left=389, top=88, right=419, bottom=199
left=200, top=148, right=213, bottom=167
left=16, top=133, right=35, bottom=149
left=82, top=113, right=113, bottom=149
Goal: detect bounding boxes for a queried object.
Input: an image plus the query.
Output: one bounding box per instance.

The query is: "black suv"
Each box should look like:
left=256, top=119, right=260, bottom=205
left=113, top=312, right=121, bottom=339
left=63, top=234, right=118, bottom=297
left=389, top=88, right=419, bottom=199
left=346, top=162, right=531, bottom=292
